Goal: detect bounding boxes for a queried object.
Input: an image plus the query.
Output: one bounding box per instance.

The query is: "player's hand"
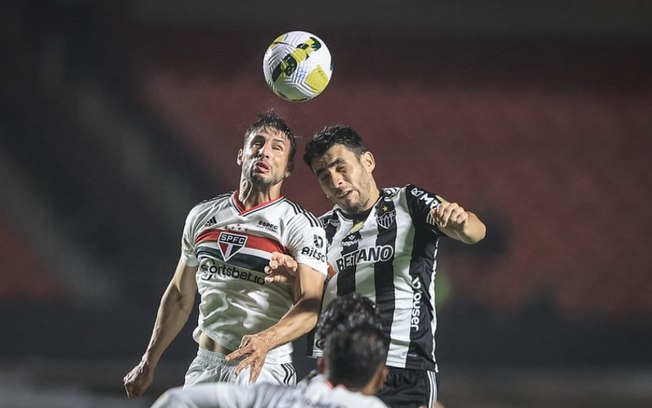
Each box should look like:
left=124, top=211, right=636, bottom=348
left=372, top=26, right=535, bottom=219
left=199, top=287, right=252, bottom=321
left=225, top=333, right=273, bottom=383
left=123, top=359, right=154, bottom=399
left=264, top=252, right=298, bottom=284
left=432, top=201, right=469, bottom=230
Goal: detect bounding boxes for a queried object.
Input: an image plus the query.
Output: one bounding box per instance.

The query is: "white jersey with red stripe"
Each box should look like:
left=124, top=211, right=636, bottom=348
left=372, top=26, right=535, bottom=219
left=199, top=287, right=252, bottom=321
left=152, top=374, right=388, bottom=408
left=181, top=191, right=328, bottom=363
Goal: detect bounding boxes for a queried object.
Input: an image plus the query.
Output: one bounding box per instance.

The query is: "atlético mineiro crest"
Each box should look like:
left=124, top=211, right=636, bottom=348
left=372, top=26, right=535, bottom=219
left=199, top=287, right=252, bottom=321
left=377, top=209, right=396, bottom=230
left=218, top=231, right=248, bottom=261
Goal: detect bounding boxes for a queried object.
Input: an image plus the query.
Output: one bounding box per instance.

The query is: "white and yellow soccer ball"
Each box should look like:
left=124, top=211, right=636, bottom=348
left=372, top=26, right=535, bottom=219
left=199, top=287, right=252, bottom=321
left=262, top=31, right=333, bottom=102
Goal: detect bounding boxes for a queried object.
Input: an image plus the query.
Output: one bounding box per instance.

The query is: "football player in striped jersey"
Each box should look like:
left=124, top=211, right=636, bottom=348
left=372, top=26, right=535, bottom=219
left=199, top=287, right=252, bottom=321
left=268, top=124, right=486, bottom=408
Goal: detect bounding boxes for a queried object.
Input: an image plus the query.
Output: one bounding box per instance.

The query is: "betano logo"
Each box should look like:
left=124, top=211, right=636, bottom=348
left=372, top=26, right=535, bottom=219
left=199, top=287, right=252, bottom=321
left=335, top=245, right=394, bottom=271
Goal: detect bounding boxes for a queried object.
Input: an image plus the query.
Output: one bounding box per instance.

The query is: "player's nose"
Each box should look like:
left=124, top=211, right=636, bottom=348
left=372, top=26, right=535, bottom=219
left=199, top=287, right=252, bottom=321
left=257, top=143, right=272, bottom=158
left=328, top=172, right=343, bottom=188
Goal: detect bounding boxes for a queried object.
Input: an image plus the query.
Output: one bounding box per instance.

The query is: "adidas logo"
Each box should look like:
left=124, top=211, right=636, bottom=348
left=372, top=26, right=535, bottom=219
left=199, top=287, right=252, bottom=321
left=205, top=217, right=217, bottom=227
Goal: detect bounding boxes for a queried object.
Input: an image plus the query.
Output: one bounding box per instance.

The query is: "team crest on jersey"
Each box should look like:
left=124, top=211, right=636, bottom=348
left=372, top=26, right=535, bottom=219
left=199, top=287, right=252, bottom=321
left=377, top=210, right=396, bottom=230
left=217, top=231, right=248, bottom=261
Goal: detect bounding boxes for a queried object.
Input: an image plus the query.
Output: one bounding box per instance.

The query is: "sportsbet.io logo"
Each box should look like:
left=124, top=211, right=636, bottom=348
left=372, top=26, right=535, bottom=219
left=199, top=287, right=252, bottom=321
left=198, top=258, right=264, bottom=285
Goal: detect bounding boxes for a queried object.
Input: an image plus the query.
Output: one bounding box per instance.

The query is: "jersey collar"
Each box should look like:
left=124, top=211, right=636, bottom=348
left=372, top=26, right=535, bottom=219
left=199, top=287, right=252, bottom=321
left=231, top=191, right=284, bottom=216
left=336, top=189, right=385, bottom=222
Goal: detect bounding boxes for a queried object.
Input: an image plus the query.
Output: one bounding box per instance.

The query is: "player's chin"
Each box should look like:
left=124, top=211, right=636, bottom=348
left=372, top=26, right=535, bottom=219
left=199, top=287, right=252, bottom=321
left=251, top=173, right=274, bottom=184
left=338, top=199, right=362, bottom=214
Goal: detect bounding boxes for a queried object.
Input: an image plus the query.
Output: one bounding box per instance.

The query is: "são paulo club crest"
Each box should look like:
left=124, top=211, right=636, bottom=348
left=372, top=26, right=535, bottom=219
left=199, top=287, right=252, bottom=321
left=217, top=231, right=248, bottom=261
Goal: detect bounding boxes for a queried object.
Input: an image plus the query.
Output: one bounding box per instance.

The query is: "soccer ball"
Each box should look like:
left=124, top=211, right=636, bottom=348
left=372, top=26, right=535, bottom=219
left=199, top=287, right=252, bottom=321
left=262, top=31, right=333, bottom=102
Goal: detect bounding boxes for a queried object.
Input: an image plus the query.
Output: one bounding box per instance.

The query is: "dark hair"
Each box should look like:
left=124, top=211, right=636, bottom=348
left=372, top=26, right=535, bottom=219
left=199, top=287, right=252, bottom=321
left=316, top=293, right=388, bottom=389
left=315, top=292, right=382, bottom=350
left=303, top=125, right=366, bottom=169
left=245, top=111, right=297, bottom=167
left=325, top=322, right=389, bottom=389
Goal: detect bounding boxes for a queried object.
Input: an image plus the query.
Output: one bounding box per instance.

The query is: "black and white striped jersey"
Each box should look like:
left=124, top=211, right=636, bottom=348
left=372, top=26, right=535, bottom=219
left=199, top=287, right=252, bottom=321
left=320, top=184, right=443, bottom=371
left=181, top=191, right=328, bottom=363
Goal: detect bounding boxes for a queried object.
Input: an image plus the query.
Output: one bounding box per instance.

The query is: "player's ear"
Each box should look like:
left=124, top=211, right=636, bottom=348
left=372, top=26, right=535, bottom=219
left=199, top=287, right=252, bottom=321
left=317, top=357, right=326, bottom=374
left=361, top=151, right=375, bottom=172
left=285, top=160, right=294, bottom=177
left=372, top=366, right=389, bottom=394
left=237, top=148, right=244, bottom=166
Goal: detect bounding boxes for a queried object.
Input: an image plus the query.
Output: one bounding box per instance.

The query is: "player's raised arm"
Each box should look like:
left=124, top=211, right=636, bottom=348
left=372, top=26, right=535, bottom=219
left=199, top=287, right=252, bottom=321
left=123, top=256, right=197, bottom=398
left=432, top=200, right=486, bottom=244
left=226, top=263, right=324, bottom=382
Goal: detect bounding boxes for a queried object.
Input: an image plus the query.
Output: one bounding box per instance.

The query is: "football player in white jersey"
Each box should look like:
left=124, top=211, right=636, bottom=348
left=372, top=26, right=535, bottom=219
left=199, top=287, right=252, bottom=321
left=123, top=112, right=328, bottom=398
left=267, top=125, right=486, bottom=408
left=150, top=293, right=389, bottom=408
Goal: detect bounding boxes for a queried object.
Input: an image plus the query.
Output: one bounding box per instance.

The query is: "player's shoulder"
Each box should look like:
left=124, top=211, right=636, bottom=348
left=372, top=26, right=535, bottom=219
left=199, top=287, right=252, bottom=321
left=200, top=192, right=233, bottom=206
left=279, top=197, right=322, bottom=228
left=185, top=192, right=232, bottom=221
left=382, top=186, right=405, bottom=198
left=401, top=184, right=439, bottom=200
left=318, top=206, right=342, bottom=227
left=402, top=184, right=445, bottom=212
left=190, top=192, right=231, bottom=211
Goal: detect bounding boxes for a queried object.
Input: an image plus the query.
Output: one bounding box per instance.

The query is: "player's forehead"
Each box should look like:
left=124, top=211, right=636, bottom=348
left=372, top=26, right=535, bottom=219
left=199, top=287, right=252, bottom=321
left=246, top=126, right=291, bottom=145
left=310, top=143, right=358, bottom=173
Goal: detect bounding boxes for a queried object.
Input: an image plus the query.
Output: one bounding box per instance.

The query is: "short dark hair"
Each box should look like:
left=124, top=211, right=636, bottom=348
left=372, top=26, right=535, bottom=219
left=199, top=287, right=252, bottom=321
left=245, top=111, right=297, bottom=167
left=315, top=292, right=382, bottom=350
left=317, top=293, right=388, bottom=389
left=303, top=125, right=366, bottom=169
left=325, top=323, right=388, bottom=389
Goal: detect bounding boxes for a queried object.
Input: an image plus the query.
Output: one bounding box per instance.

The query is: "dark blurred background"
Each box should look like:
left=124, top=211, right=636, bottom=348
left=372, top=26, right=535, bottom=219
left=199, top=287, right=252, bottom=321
left=1, top=1, right=651, bottom=407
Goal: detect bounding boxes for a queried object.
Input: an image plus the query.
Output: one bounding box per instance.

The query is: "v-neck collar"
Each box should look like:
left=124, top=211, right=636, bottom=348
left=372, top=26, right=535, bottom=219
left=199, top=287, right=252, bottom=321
left=231, top=191, right=284, bottom=216
left=336, top=189, right=385, bottom=222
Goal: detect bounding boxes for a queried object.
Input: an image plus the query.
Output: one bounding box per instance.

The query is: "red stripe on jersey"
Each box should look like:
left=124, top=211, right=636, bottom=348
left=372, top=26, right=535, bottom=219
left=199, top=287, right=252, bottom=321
left=196, top=228, right=288, bottom=254
left=232, top=191, right=285, bottom=216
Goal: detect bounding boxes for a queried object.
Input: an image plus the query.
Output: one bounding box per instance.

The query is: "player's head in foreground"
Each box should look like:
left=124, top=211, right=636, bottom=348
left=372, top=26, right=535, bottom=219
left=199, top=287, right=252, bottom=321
left=314, top=292, right=383, bottom=350
left=317, top=293, right=389, bottom=395
left=303, top=125, right=381, bottom=215
left=238, top=111, right=297, bottom=195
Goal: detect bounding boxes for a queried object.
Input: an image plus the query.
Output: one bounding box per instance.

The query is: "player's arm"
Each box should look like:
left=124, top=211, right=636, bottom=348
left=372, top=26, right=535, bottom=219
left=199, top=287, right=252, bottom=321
left=227, top=263, right=325, bottom=382
left=123, top=256, right=197, bottom=398
left=433, top=200, right=486, bottom=244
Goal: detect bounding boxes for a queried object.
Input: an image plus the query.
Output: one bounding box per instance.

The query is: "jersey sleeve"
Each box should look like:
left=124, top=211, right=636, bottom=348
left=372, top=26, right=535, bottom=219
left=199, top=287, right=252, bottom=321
left=180, top=204, right=202, bottom=267
left=405, top=184, right=444, bottom=236
left=285, top=212, right=329, bottom=277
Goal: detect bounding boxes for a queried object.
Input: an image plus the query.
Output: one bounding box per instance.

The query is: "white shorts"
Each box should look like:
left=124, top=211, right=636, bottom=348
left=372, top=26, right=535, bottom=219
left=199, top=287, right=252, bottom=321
left=184, top=348, right=296, bottom=387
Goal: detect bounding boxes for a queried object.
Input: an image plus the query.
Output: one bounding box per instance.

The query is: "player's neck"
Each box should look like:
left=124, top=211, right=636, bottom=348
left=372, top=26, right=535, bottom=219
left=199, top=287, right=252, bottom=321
left=357, top=185, right=382, bottom=214
left=341, top=188, right=382, bottom=220
left=326, top=378, right=374, bottom=396
left=237, top=181, right=283, bottom=209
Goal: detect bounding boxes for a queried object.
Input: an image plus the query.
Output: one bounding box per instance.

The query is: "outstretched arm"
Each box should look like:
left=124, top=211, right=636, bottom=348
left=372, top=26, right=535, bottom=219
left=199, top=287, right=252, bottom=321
left=123, top=257, right=197, bottom=398
left=226, top=264, right=325, bottom=382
